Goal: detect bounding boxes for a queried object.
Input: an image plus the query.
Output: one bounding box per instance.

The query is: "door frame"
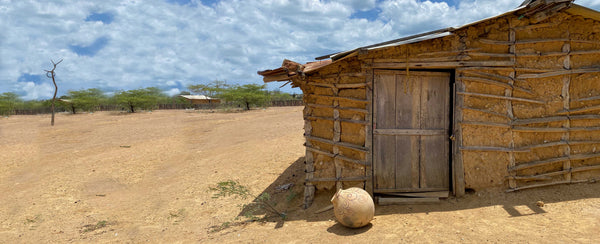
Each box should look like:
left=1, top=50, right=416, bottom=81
left=369, top=69, right=461, bottom=195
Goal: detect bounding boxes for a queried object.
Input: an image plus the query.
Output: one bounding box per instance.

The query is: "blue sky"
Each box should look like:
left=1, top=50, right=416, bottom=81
left=1, top=0, right=600, bottom=100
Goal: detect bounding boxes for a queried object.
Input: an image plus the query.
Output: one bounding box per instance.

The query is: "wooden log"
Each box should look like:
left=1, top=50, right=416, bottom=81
left=452, top=80, right=466, bottom=196
left=512, top=127, right=566, bottom=132
left=457, top=91, right=544, bottom=104
left=334, top=146, right=343, bottom=190
left=305, top=146, right=334, bottom=157
left=557, top=104, right=600, bottom=115
left=561, top=63, right=572, bottom=183
left=306, top=176, right=368, bottom=183
left=317, top=72, right=365, bottom=79
left=306, top=82, right=369, bottom=89
left=304, top=120, right=316, bottom=209
left=460, top=146, right=530, bottom=153
left=571, top=114, right=600, bottom=120
left=458, top=67, right=553, bottom=73
left=460, top=70, right=524, bottom=83
left=516, top=140, right=600, bottom=150
left=460, top=106, right=510, bottom=119
left=459, top=76, right=533, bottom=94
left=509, top=174, right=554, bottom=181
left=574, top=95, right=600, bottom=102
left=263, top=74, right=291, bottom=82
left=460, top=121, right=511, bottom=128
left=505, top=178, right=595, bottom=192
left=305, top=135, right=368, bottom=152
left=513, top=126, right=600, bottom=132
left=506, top=180, right=570, bottom=192
left=364, top=67, right=373, bottom=196
left=572, top=164, right=600, bottom=173
left=307, top=94, right=369, bottom=103
left=305, top=144, right=369, bottom=166
left=415, top=48, right=480, bottom=57
left=305, top=103, right=368, bottom=113
left=374, top=129, right=447, bottom=136
left=516, top=141, right=568, bottom=150
left=518, top=68, right=600, bottom=79
left=336, top=83, right=370, bottom=89
left=509, top=156, right=569, bottom=172
left=515, top=49, right=600, bottom=58
left=369, top=61, right=515, bottom=69
left=530, top=3, right=570, bottom=23
left=468, top=52, right=514, bottom=58
left=504, top=23, right=517, bottom=185
left=305, top=115, right=369, bottom=125
left=512, top=22, right=557, bottom=31
left=479, top=38, right=599, bottom=45
left=512, top=116, right=568, bottom=125
left=509, top=152, right=600, bottom=172
left=374, top=55, right=471, bottom=63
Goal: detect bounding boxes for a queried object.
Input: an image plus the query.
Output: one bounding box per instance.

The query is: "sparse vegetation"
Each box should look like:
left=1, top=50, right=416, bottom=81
left=208, top=180, right=286, bottom=232
left=168, top=208, right=186, bottom=225
left=81, top=220, right=109, bottom=233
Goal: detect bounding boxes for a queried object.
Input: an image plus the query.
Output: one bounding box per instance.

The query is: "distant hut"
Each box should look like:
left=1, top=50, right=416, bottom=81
left=259, top=0, right=600, bottom=207
left=179, top=95, right=221, bottom=105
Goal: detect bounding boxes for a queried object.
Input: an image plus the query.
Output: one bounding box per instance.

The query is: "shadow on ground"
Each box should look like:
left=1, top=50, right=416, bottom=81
left=236, top=156, right=600, bottom=233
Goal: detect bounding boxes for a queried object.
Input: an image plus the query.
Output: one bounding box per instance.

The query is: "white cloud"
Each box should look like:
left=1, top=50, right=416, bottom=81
left=1, top=0, right=599, bottom=100
left=165, top=88, right=181, bottom=96
left=18, top=82, right=55, bottom=100
left=576, top=0, right=600, bottom=9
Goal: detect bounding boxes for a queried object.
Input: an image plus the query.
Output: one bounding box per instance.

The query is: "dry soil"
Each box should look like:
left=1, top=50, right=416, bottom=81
left=0, top=107, right=598, bottom=243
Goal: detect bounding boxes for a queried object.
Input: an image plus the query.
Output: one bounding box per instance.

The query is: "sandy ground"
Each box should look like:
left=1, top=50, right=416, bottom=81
left=0, top=107, right=599, bottom=243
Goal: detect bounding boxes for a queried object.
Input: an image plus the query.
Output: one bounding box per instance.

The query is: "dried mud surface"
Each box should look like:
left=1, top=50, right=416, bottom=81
left=0, top=107, right=598, bottom=243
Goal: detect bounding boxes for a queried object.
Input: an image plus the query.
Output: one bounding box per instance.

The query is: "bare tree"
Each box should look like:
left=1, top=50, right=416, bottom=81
left=45, top=59, right=63, bottom=126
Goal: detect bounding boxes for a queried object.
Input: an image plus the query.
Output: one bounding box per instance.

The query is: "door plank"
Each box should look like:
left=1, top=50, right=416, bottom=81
left=374, top=129, right=447, bottom=135
left=395, top=74, right=421, bottom=189
left=420, top=73, right=451, bottom=188
left=374, top=73, right=397, bottom=189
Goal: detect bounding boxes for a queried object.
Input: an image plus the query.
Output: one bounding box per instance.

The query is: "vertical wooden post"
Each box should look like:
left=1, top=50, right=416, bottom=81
left=303, top=106, right=315, bottom=209
left=453, top=77, right=466, bottom=196
left=507, top=25, right=517, bottom=189
left=453, top=32, right=467, bottom=197
left=364, top=61, right=374, bottom=196
left=333, top=81, right=343, bottom=190
left=562, top=36, right=572, bottom=183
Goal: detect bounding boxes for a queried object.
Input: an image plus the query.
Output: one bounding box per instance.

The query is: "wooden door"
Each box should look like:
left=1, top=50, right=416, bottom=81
left=373, top=70, right=450, bottom=193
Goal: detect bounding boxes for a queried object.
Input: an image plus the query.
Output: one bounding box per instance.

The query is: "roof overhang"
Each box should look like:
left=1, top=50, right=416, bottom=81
left=258, top=0, right=597, bottom=83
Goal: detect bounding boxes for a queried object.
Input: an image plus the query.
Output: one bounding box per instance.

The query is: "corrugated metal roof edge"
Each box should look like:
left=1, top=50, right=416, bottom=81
left=317, top=5, right=528, bottom=62
left=312, top=2, right=600, bottom=71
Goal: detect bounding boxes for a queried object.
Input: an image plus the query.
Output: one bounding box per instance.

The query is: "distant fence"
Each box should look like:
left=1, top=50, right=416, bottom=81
left=14, top=107, right=55, bottom=115
left=270, top=100, right=303, bottom=107
left=6, top=100, right=304, bottom=116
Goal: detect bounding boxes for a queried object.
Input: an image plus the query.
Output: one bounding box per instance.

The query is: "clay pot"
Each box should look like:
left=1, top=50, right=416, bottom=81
left=331, top=187, right=374, bottom=228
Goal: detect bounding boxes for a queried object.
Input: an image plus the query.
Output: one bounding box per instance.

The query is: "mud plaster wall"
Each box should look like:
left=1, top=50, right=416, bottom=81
left=301, top=56, right=370, bottom=191
left=457, top=12, right=600, bottom=190
left=300, top=10, right=600, bottom=193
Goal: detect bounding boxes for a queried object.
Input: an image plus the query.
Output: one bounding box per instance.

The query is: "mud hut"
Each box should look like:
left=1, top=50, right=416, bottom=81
left=259, top=0, right=600, bottom=207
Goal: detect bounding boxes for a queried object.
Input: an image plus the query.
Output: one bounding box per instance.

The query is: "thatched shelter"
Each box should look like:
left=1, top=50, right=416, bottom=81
left=259, top=0, right=600, bottom=207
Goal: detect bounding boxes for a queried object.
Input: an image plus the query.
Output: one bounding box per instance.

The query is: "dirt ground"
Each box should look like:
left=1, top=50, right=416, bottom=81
left=0, top=107, right=598, bottom=243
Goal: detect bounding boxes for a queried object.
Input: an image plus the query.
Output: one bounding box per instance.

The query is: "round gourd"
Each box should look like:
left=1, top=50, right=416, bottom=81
left=331, top=187, right=374, bottom=228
